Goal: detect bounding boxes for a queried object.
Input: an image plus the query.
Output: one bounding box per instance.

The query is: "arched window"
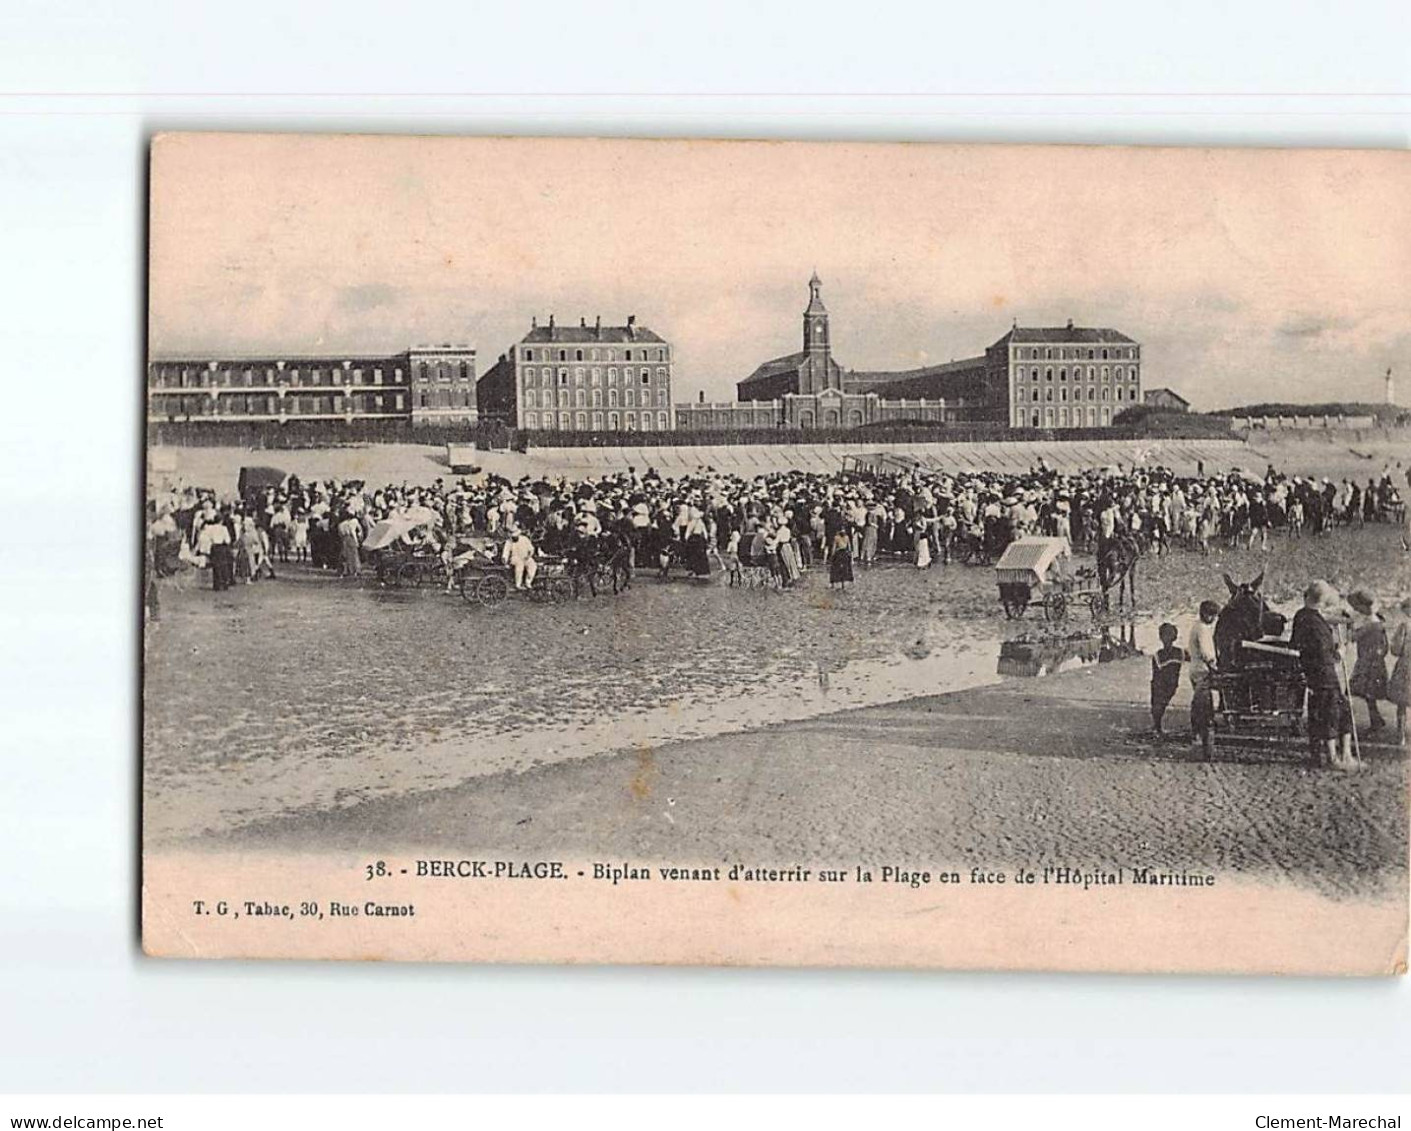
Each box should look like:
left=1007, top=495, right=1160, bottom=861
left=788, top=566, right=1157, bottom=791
left=1060, top=387, right=1068, bottom=401
left=592, top=411, right=603, bottom=429
left=1101, top=348, right=1109, bottom=360
left=609, top=388, right=619, bottom=407
left=524, top=389, right=535, bottom=408
left=592, top=389, right=602, bottom=407
left=575, top=389, right=585, bottom=407
left=540, top=370, right=551, bottom=387
left=523, top=367, right=535, bottom=382
left=591, top=368, right=601, bottom=384
left=524, top=349, right=534, bottom=362
left=558, top=350, right=567, bottom=362
left=525, top=412, right=538, bottom=428
left=640, top=368, right=650, bottom=384
left=624, top=350, right=633, bottom=362
left=625, top=411, right=637, bottom=430
left=574, top=367, right=584, bottom=384
left=418, top=363, right=427, bottom=381
left=1031, top=388, right=1039, bottom=402
left=558, top=368, right=568, bottom=385
left=575, top=349, right=583, bottom=361
left=1045, top=387, right=1053, bottom=402
left=608, top=412, right=619, bottom=429
left=575, top=411, right=587, bottom=429
left=624, top=389, right=635, bottom=407
left=658, top=411, right=668, bottom=429
left=1045, top=368, right=1054, bottom=381
left=1059, top=368, right=1067, bottom=381
left=608, top=367, right=618, bottom=383
left=1101, top=387, right=1109, bottom=400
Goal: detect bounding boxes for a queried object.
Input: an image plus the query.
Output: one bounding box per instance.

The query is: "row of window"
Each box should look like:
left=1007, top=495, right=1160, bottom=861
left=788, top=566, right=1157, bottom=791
left=522, top=365, right=666, bottom=387
left=150, top=365, right=408, bottom=389
left=1016, top=365, right=1137, bottom=382
left=523, top=347, right=667, bottom=363
left=415, top=389, right=474, bottom=409
left=524, top=388, right=669, bottom=409
left=414, top=361, right=474, bottom=383
left=1017, top=405, right=1114, bottom=427
left=524, top=410, right=671, bottom=431
left=1017, top=385, right=1140, bottom=404
left=1015, top=346, right=1137, bottom=362
left=151, top=393, right=408, bottom=415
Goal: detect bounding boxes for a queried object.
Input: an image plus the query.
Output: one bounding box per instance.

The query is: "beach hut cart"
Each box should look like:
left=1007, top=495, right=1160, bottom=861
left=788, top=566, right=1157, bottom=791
left=994, top=536, right=1103, bottom=621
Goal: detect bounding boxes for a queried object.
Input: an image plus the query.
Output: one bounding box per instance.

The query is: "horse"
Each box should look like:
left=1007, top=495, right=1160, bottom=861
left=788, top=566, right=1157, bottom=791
left=1096, top=531, right=1140, bottom=610
left=1213, top=570, right=1287, bottom=669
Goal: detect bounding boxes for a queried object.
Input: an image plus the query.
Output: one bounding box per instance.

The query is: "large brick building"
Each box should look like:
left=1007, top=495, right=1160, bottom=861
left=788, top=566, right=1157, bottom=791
left=146, top=344, right=478, bottom=425
left=997, top=324, right=1142, bottom=429
left=478, top=315, right=674, bottom=432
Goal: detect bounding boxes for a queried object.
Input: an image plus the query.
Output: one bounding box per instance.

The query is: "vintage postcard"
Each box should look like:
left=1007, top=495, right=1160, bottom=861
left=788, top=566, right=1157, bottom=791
left=142, top=133, right=1408, bottom=973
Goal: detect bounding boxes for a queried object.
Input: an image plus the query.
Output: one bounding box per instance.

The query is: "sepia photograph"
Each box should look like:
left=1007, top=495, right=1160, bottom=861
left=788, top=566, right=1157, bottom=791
left=140, top=134, right=1409, bottom=973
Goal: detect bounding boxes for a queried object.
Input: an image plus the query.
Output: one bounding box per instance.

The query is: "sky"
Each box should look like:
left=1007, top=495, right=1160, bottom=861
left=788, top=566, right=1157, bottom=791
left=149, top=135, right=1411, bottom=411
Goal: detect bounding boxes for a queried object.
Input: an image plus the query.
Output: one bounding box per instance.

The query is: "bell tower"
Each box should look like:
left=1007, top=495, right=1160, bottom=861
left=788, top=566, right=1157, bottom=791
left=801, top=271, right=832, bottom=392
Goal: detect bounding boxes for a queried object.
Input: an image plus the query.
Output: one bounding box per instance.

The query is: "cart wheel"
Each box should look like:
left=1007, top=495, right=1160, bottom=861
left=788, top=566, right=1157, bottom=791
left=1091, top=590, right=1110, bottom=615
left=550, top=577, right=576, bottom=603
left=1044, top=593, right=1069, bottom=622
left=398, top=562, right=422, bottom=587
left=476, top=574, right=508, bottom=607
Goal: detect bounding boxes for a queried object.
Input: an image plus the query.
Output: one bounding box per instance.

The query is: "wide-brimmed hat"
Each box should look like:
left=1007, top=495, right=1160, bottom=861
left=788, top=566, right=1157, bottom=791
left=1347, top=589, right=1378, bottom=615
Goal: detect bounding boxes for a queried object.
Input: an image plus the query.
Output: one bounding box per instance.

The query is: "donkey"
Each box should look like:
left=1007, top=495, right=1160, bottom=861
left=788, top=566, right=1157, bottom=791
left=1213, top=570, right=1287, bottom=669
left=1097, top=530, right=1140, bottom=610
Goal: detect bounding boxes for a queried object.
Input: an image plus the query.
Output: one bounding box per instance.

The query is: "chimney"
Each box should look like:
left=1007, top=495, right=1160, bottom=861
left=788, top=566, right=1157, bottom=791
left=627, top=314, right=636, bottom=339
left=595, top=315, right=601, bottom=337
left=531, top=315, right=537, bottom=329
left=548, top=313, right=555, bottom=331
left=580, top=316, right=587, bottom=328
left=1066, top=318, right=1074, bottom=330
left=698, top=390, right=705, bottom=403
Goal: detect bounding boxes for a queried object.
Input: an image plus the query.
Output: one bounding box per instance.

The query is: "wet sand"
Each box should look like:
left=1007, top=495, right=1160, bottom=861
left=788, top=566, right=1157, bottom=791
left=209, top=650, right=1409, bottom=901
left=145, top=523, right=1411, bottom=899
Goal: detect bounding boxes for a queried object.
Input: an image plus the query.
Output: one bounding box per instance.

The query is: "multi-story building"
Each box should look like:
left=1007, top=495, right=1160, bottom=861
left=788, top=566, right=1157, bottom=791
left=478, top=315, right=674, bottom=432
left=995, top=323, right=1142, bottom=429
left=146, top=345, right=478, bottom=425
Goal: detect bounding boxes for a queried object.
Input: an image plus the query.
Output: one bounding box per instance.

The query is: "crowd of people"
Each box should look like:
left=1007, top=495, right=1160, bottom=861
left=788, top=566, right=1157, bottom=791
left=144, top=456, right=1411, bottom=770
left=147, top=457, right=1411, bottom=596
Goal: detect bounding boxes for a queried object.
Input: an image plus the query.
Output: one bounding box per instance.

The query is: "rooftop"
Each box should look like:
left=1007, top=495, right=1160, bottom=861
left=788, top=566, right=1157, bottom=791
left=995, top=323, right=1137, bottom=346
left=520, top=319, right=665, bottom=345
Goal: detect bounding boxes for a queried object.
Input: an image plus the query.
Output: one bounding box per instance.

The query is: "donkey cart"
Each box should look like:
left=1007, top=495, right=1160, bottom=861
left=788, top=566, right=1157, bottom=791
left=995, top=536, right=1107, bottom=622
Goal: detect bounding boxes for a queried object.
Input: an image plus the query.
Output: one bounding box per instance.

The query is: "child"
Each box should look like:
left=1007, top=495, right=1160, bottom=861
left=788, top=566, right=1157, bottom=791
left=1150, top=622, right=1186, bottom=738
left=1187, top=599, right=1222, bottom=757
left=1347, top=589, right=1389, bottom=732
left=1387, top=595, right=1411, bottom=746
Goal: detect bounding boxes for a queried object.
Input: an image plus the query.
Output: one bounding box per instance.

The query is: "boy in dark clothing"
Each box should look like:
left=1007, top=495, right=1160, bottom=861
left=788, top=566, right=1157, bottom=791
left=1150, top=622, right=1186, bottom=737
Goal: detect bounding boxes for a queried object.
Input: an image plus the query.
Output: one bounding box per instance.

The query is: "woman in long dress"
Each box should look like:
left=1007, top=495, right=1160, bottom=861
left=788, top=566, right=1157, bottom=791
left=913, top=517, right=932, bottom=569
left=829, top=528, right=854, bottom=589
left=774, top=524, right=802, bottom=588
